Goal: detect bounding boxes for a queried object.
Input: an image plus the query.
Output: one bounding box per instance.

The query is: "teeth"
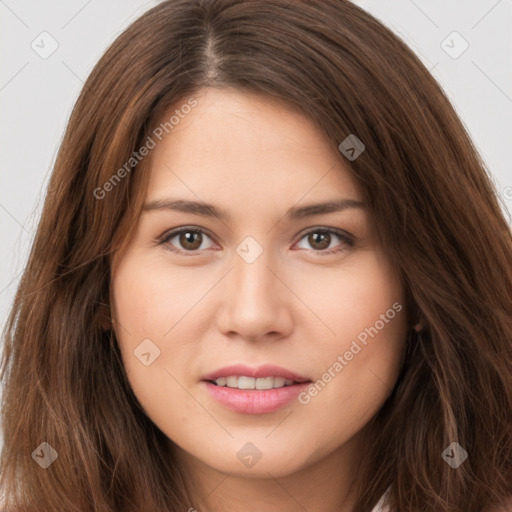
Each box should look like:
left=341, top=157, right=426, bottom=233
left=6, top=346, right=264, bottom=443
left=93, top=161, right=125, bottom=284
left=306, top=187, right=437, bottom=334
left=213, top=376, right=296, bottom=389
left=238, top=376, right=255, bottom=389
left=273, top=377, right=285, bottom=388
left=226, top=376, right=238, bottom=387
left=256, top=377, right=274, bottom=390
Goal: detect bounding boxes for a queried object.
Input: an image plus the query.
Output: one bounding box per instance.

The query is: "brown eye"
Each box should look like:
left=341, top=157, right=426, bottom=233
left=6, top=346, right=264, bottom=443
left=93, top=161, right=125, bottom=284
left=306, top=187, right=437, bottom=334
left=307, top=231, right=331, bottom=250
left=161, top=228, right=215, bottom=253
left=179, top=231, right=203, bottom=250
left=294, top=228, right=354, bottom=255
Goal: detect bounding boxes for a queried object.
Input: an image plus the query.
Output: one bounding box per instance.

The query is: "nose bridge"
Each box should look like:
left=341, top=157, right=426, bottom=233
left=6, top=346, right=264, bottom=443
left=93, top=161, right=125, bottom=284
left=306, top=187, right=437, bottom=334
left=215, top=234, right=293, bottom=339
left=231, top=234, right=278, bottom=301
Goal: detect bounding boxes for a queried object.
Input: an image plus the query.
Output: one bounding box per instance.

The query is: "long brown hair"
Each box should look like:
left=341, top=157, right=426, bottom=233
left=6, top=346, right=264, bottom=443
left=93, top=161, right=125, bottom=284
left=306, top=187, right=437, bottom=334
left=1, top=1, right=511, bottom=510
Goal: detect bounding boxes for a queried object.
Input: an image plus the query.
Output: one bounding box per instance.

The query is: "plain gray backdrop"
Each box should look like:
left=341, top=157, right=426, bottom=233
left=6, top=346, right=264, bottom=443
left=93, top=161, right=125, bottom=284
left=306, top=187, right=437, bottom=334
left=1, top=0, right=511, bottom=449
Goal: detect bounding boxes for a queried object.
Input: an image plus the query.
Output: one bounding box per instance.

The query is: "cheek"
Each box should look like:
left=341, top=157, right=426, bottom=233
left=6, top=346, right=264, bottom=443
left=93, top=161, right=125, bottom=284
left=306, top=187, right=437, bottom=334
left=111, top=252, right=210, bottom=440
left=110, top=251, right=194, bottom=392
left=111, top=250, right=208, bottom=342
left=294, top=250, right=407, bottom=412
left=293, top=249, right=406, bottom=352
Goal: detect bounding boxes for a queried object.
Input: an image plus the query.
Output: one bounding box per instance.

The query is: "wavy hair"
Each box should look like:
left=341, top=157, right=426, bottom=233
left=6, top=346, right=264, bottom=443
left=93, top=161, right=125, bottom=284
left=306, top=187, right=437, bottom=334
left=1, top=0, right=511, bottom=510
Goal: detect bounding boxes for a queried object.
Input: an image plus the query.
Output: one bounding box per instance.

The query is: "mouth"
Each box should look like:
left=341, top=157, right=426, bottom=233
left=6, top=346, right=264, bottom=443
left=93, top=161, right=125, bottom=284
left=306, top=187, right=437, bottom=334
left=201, top=364, right=312, bottom=414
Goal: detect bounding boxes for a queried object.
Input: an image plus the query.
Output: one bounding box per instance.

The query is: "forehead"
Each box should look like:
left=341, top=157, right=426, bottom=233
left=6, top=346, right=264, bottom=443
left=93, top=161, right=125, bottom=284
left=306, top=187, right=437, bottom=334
left=146, top=88, right=361, bottom=208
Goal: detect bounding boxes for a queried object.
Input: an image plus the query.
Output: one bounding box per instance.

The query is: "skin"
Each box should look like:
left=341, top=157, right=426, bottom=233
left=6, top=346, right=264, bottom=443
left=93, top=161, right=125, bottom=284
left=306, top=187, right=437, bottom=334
left=111, top=87, right=409, bottom=512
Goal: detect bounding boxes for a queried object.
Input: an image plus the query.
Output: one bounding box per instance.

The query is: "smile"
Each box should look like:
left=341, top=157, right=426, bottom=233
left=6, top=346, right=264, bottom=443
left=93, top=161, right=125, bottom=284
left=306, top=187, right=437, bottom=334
left=209, top=376, right=298, bottom=389
left=201, top=364, right=312, bottom=414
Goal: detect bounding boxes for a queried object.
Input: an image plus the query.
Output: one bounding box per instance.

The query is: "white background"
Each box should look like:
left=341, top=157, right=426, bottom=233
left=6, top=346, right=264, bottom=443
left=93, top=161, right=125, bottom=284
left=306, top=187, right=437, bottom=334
left=1, top=0, right=511, bottom=447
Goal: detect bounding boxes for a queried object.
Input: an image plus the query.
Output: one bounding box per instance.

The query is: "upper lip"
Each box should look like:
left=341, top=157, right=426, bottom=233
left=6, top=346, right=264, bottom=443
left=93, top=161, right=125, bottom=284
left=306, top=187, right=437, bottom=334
left=202, top=364, right=310, bottom=383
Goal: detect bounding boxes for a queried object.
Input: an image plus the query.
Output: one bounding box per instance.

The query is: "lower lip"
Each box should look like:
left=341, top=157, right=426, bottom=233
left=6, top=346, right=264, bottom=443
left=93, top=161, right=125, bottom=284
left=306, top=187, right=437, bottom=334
left=202, top=381, right=311, bottom=414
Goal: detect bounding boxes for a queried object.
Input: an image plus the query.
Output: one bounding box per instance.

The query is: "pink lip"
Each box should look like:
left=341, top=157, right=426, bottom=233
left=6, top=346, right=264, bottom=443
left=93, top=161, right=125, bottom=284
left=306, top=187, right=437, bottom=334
left=202, top=364, right=309, bottom=382
left=201, top=364, right=311, bottom=415
left=202, top=381, right=311, bottom=414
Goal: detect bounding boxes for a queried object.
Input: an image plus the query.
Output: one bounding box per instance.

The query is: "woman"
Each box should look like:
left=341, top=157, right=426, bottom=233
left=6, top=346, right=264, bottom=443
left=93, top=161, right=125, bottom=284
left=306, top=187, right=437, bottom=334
left=1, top=1, right=511, bottom=511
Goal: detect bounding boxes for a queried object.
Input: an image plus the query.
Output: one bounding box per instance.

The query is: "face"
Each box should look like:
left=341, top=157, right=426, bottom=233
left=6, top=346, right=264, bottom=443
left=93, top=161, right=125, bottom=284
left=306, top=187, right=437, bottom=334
left=111, top=87, right=408, bottom=480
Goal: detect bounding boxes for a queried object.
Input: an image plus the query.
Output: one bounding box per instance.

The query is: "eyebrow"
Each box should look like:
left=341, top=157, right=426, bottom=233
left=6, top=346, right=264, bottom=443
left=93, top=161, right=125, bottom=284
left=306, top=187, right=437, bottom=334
left=142, top=197, right=365, bottom=222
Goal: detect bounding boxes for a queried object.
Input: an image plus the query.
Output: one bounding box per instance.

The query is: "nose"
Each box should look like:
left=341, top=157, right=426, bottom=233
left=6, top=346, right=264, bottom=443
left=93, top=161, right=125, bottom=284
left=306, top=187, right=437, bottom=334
left=215, top=246, right=294, bottom=343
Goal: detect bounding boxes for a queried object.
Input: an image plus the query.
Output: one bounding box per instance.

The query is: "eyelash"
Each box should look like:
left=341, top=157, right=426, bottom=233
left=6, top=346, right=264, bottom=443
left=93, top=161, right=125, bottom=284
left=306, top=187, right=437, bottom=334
left=157, top=226, right=355, bottom=256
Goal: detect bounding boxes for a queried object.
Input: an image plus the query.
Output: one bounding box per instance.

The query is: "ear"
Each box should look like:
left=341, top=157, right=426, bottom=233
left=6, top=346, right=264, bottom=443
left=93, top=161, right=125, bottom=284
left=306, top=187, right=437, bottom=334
left=409, top=302, right=425, bottom=332
left=413, top=321, right=424, bottom=333
left=96, top=301, right=112, bottom=331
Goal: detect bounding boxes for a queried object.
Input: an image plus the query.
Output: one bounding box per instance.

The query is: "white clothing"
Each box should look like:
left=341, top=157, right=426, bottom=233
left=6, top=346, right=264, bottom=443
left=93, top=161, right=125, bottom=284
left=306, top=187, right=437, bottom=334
left=370, top=486, right=391, bottom=512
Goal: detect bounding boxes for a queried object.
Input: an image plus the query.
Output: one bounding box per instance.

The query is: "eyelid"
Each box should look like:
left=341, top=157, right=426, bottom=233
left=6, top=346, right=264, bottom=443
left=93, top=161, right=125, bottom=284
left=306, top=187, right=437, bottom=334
left=295, top=226, right=353, bottom=241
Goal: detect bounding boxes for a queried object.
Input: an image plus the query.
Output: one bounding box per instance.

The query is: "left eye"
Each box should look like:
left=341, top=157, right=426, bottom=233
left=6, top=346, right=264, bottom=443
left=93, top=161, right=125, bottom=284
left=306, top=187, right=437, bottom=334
left=294, top=229, right=353, bottom=254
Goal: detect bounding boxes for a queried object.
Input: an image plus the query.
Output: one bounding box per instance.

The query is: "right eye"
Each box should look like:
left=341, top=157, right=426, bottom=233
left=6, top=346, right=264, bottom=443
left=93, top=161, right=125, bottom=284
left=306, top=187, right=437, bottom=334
left=159, top=227, right=217, bottom=254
